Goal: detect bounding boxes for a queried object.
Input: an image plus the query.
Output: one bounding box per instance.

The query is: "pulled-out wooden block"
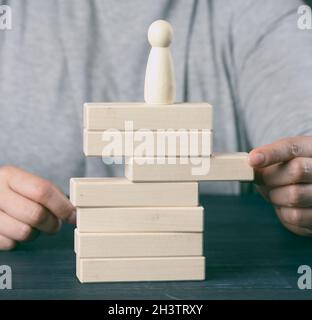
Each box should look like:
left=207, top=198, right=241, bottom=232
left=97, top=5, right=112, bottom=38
left=77, top=206, right=204, bottom=232
left=84, top=102, right=213, bottom=130
left=125, top=153, right=254, bottom=182
left=70, top=178, right=198, bottom=207
left=83, top=129, right=212, bottom=156
left=76, top=256, right=205, bottom=283
left=75, top=229, right=203, bottom=258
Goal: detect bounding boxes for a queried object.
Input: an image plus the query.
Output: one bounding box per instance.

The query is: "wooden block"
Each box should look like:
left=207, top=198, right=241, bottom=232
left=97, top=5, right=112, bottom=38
left=125, top=153, right=254, bottom=182
left=76, top=256, right=205, bottom=283
left=83, top=129, right=212, bottom=156
left=84, top=102, right=213, bottom=130
left=75, top=229, right=203, bottom=258
left=70, top=178, right=198, bottom=207
left=77, top=206, right=204, bottom=232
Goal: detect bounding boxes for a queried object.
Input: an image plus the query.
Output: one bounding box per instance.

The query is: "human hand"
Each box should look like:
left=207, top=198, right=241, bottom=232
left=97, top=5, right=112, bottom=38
left=0, top=166, right=75, bottom=250
left=248, top=136, right=312, bottom=236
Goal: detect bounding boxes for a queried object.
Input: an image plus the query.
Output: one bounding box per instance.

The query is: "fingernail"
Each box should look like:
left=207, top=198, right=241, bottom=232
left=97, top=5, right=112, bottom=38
left=249, top=152, right=265, bottom=166
left=66, top=210, right=76, bottom=225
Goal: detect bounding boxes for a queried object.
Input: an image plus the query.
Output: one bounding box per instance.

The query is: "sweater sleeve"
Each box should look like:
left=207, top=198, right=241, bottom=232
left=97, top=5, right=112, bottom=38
left=232, top=0, right=312, bottom=148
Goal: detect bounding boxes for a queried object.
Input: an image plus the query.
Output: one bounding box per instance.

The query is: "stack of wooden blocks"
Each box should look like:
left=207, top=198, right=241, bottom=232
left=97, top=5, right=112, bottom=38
left=71, top=102, right=253, bottom=283
left=70, top=20, right=254, bottom=283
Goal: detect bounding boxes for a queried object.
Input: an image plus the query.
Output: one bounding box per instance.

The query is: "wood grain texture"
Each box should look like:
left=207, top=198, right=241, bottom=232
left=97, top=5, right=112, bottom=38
left=77, top=256, right=205, bottom=283
left=70, top=177, right=198, bottom=207
left=77, top=206, right=204, bottom=233
left=83, top=129, right=212, bottom=157
left=125, top=153, right=254, bottom=182
left=84, top=102, right=213, bottom=130
left=75, top=229, right=203, bottom=258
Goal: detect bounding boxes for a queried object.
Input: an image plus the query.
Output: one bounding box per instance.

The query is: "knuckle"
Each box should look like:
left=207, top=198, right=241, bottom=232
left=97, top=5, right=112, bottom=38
left=17, top=224, right=33, bottom=241
left=289, top=159, right=305, bottom=182
left=32, top=181, right=53, bottom=202
left=303, top=161, right=312, bottom=175
left=29, top=205, right=47, bottom=226
left=270, top=148, right=281, bottom=163
left=288, top=139, right=302, bottom=157
left=286, top=208, right=303, bottom=226
left=288, top=185, right=302, bottom=207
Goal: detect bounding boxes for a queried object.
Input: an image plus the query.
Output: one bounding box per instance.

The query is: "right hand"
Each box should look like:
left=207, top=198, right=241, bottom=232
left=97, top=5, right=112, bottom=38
left=0, top=166, right=75, bottom=250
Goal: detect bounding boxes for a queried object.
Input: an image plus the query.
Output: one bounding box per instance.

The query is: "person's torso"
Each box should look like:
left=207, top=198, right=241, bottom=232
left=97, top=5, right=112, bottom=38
left=0, top=0, right=246, bottom=194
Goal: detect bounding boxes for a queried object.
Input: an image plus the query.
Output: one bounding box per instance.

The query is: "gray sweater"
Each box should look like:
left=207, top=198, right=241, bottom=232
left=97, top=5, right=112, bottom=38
left=0, top=0, right=311, bottom=194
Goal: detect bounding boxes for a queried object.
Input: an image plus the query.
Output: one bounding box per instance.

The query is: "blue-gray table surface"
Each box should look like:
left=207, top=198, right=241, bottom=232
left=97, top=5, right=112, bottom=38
left=0, top=194, right=312, bottom=300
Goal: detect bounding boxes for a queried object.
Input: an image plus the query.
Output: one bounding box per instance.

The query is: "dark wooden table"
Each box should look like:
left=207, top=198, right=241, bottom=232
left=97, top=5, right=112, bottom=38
left=0, top=194, right=312, bottom=300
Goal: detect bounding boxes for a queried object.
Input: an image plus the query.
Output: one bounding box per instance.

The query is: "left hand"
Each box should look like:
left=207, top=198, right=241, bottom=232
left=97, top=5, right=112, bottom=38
left=248, top=136, right=312, bottom=236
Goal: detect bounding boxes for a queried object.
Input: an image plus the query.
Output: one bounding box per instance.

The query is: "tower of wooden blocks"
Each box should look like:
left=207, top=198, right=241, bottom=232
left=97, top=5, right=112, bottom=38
left=70, top=20, right=254, bottom=283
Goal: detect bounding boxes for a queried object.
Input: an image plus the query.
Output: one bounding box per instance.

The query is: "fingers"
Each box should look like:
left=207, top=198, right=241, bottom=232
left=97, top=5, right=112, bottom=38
left=0, top=234, right=16, bottom=251
left=269, top=184, right=312, bottom=208
left=37, top=214, right=62, bottom=234
left=277, top=207, right=312, bottom=228
left=0, top=165, right=70, bottom=251
left=0, top=188, right=61, bottom=234
left=66, top=210, right=76, bottom=224
left=0, top=210, right=36, bottom=242
left=255, top=157, right=312, bottom=187
left=249, top=137, right=312, bottom=237
left=2, top=166, right=75, bottom=221
left=281, top=222, right=312, bottom=237
left=275, top=207, right=312, bottom=236
left=249, top=136, right=312, bottom=168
